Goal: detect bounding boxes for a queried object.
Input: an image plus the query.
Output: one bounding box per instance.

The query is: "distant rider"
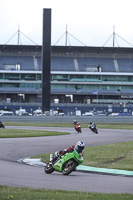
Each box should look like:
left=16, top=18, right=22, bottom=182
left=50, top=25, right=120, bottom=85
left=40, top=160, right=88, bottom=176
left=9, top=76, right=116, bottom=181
left=73, top=120, right=78, bottom=128
left=88, top=121, right=96, bottom=129
left=0, top=120, right=5, bottom=128
left=75, top=122, right=82, bottom=133
left=88, top=121, right=98, bottom=133
left=73, top=120, right=81, bottom=132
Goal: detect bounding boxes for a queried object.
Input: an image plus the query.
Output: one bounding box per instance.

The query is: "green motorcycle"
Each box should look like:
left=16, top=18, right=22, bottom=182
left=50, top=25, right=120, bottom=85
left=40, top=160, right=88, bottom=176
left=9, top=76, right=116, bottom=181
left=44, top=149, right=83, bottom=175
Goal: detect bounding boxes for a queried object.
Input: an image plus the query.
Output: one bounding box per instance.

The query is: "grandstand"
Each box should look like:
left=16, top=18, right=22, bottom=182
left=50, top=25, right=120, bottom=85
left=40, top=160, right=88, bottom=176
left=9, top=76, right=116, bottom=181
left=0, top=44, right=133, bottom=114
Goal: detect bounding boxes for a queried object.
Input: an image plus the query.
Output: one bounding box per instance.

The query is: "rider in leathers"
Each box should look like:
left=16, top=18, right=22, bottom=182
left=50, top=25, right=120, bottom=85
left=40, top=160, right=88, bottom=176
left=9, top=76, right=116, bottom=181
left=88, top=121, right=97, bottom=132
left=50, top=141, right=85, bottom=162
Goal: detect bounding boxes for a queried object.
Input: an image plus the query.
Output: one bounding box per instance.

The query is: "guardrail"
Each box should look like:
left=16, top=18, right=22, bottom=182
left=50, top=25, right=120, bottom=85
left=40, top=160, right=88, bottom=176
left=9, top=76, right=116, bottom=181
left=1, top=115, right=133, bottom=123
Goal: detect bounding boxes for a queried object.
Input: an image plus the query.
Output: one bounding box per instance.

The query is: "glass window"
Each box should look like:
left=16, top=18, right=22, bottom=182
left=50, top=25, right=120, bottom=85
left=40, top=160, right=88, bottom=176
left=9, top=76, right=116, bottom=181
left=4, top=83, right=19, bottom=87
left=86, top=75, right=100, bottom=80
left=0, top=74, right=3, bottom=79
left=5, top=73, right=20, bottom=80
left=20, top=83, right=40, bottom=89
left=102, top=75, right=128, bottom=82
left=52, top=74, right=68, bottom=81
left=36, top=74, right=41, bottom=80
left=70, top=75, right=84, bottom=79
left=21, top=74, right=36, bottom=80
left=51, top=84, right=68, bottom=89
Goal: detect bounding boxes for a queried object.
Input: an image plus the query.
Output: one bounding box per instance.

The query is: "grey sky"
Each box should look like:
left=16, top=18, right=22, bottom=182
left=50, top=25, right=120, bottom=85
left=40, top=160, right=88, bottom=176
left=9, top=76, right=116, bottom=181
left=0, top=0, right=133, bottom=47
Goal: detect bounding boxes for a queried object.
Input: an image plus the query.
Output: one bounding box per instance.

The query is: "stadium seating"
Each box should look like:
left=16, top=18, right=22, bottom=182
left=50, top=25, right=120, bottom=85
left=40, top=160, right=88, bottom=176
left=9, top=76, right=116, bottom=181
left=0, top=55, right=133, bottom=73
left=0, top=56, right=34, bottom=70
left=117, top=58, right=133, bottom=72
left=77, top=58, right=115, bottom=72
left=51, top=57, right=75, bottom=71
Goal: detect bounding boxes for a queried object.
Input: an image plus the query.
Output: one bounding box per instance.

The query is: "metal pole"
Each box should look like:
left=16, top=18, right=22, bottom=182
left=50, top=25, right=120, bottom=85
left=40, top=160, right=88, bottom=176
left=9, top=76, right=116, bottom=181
left=113, top=25, right=115, bottom=47
left=42, top=8, right=51, bottom=113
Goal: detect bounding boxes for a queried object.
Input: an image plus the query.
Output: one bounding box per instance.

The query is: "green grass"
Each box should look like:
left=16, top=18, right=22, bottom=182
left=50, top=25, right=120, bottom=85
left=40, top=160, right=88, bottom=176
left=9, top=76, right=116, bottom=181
left=83, top=141, right=133, bottom=171
left=4, top=122, right=133, bottom=129
left=96, top=123, right=133, bottom=130
left=0, top=186, right=133, bottom=200
left=0, top=129, right=69, bottom=138
left=4, top=122, right=74, bottom=127
left=34, top=141, right=133, bottom=171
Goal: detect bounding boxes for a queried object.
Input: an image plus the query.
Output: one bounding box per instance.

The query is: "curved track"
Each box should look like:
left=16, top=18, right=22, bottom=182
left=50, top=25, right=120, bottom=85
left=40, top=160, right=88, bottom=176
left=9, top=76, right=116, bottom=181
left=0, top=127, right=133, bottom=193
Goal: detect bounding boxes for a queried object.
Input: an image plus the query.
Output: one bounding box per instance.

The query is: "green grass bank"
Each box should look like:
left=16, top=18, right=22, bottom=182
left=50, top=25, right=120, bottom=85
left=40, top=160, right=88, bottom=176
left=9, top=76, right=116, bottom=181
left=0, top=186, right=133, bottom=200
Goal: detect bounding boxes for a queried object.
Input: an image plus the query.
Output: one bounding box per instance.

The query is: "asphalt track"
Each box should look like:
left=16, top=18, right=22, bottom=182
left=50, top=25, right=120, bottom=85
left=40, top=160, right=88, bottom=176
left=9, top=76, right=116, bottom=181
left=0, top=126, right=133, bottom=193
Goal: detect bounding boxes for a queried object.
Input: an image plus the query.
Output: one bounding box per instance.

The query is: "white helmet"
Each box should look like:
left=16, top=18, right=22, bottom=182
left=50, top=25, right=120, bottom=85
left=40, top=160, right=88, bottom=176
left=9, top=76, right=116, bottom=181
left=75, top=141, right=85, bottom=153
left=77, top=141, right=85, bottom=147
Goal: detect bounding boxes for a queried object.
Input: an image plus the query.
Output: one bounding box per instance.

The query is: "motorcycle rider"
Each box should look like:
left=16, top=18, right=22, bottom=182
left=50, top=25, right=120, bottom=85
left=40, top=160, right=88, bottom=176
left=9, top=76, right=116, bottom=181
left=73, top=120, right=81, bottom=132
left=73, top=120, right=78, bottom=128
left=88, top=121, right=96, bottom=129
left=88, top=121, right=98, bottom=133
left=0, top=120, right=5, bottom=128
left=75, top=122, right=82, bottom=133
left=50, top=141, right=85, bottom=162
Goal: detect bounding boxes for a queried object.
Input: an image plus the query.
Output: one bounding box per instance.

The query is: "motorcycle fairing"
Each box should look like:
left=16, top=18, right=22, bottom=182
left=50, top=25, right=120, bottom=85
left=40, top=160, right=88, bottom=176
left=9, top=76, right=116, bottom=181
left=54, top=149, right=83, bottom=172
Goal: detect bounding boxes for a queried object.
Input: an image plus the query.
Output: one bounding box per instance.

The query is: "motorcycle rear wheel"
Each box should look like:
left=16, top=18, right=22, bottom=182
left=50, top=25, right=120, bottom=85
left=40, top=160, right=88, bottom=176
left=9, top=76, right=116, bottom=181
left=63, top=160, right=77, bottom=175
left=44, top=162, right=55, bottom=174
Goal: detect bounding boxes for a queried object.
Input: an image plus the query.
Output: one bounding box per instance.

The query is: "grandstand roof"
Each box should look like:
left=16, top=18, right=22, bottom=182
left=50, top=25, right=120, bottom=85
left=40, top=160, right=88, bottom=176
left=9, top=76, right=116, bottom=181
left=0, top=44, right=133, bottom=55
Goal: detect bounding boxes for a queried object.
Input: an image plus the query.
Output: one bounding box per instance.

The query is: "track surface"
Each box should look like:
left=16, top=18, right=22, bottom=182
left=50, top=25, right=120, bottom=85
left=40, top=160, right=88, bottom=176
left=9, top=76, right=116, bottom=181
left=0, top=126, right=133, bottom=193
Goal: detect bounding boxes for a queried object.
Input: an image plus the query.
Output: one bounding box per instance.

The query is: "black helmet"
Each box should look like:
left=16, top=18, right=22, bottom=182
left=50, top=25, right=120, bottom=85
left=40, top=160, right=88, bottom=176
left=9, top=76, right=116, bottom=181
left=89, top=122, right=92, bottom=124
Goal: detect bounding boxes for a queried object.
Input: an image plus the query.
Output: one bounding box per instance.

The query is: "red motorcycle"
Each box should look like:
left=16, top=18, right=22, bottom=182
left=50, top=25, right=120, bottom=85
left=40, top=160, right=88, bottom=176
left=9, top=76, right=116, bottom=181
left=75, top=124, right=82, bottom=133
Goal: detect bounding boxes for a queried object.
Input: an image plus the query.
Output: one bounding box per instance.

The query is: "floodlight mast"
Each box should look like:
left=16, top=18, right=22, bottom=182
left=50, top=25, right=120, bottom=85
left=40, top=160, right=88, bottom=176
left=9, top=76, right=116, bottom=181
left=65, top=24, right=68, bottom=46
left=18, top=24, right=20, bottom=45
left=41, top=8, right=51, bottom=114
left=113, top=25, right=115, bottom=47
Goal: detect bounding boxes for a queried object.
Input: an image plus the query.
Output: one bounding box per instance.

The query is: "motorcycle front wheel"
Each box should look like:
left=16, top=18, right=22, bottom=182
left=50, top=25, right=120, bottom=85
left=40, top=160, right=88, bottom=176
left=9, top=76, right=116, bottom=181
left=78, top=128, right=82, bottom=133
left=44, top=162, right=55, bottom=174
left=63, top=160, right=77, bottom=175
left=0, top=124, right=5, bottom=128
left=94, top=128, right=98, bottom=134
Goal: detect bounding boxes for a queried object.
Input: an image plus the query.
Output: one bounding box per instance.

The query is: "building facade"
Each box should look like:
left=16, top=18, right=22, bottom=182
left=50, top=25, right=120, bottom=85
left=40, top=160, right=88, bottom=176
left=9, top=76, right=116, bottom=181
left=0, top=45, right=133, bottom=113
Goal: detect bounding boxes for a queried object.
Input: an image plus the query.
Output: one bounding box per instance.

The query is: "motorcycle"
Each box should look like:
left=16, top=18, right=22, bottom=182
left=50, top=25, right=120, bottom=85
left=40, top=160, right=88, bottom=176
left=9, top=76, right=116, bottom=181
left=0, top=121, right=5, bottom=128
left=75, top=124, right=82, bottom=133
left=89, top=124, right=98, bottom=134
left=44, top=148, right=83, bottom=175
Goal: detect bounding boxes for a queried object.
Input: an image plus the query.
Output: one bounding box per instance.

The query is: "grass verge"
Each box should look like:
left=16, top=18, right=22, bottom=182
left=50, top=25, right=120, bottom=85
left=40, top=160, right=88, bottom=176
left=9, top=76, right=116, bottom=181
left=83, top=141, right=133, bottom=171
left=0, top=129, right=69, bottom=138
left=4, top=122, right=133, bottom=129
left=0, top=186, right=133, bottom=200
